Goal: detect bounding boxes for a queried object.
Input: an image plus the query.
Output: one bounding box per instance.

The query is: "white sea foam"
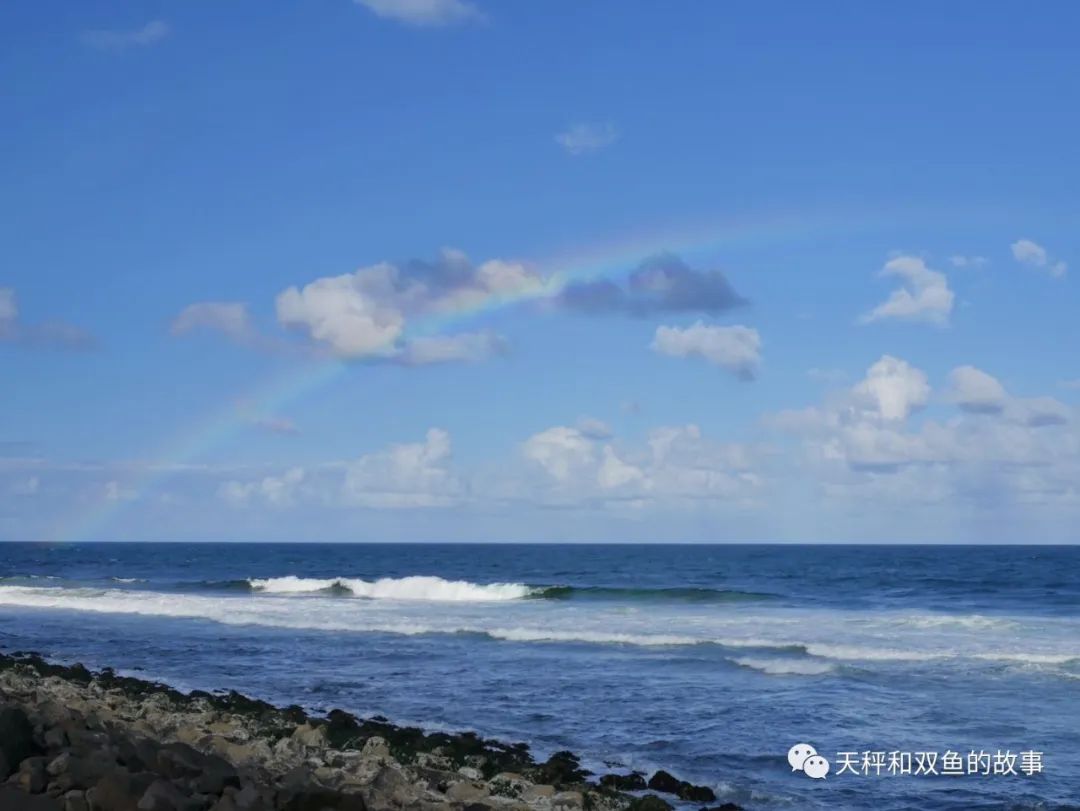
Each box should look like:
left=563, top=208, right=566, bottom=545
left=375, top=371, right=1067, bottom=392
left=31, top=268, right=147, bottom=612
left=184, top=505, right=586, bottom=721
left=247, top=575, right=533, bottom=602
left=733, top=657, right=835, bottom=676
left=803, top=643, right=947, bottom=662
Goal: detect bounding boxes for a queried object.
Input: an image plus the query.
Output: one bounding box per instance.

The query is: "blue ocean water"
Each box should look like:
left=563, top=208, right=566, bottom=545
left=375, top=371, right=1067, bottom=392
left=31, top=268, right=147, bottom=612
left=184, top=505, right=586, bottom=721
left=0, top=543, right=1077, bottom=811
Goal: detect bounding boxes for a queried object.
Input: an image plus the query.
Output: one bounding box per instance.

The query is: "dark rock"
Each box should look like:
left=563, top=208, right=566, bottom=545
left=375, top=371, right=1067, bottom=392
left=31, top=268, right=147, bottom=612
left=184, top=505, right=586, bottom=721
left=0, top=786, right=62, bottom=810
left=645, top=771, right=680, bottom=795
left=48, top=755, right=116, bottom=792
left=14, top=756, right=49, bottom=794
left=700, top=804, right=744, bottom=811
left=87, top=771, right=156, bottom=811
left=532, top=751, right=590, bottom=786
left=677, top=783, right=716, bottom=803
left=0, top=706, right=37, bottom=778
left=625, top=795, right=673, bottom=811
left=599, top=773, right=646, bottom=791
left=137, top=779, right=201, bottom=811
left=276, top=789, right=366, bottom=811
left=116, top=738, right=159, bottom=774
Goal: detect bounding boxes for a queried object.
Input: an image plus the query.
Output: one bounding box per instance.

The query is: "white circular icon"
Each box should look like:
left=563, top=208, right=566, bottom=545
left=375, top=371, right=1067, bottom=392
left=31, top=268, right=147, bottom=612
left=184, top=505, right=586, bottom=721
left=803, top=754, right=831, bottom=780
left=788, top=743, right=817, bottom=771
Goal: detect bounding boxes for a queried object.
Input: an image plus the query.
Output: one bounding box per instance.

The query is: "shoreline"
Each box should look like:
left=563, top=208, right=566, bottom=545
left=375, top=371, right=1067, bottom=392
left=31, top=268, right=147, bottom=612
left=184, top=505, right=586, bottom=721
left=0, top=650, right=743, bottom=811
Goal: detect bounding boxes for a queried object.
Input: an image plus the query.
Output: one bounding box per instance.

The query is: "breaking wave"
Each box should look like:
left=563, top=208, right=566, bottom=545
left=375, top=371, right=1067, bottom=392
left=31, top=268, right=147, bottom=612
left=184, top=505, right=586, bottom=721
left=247, top=575, right=533, bottom=602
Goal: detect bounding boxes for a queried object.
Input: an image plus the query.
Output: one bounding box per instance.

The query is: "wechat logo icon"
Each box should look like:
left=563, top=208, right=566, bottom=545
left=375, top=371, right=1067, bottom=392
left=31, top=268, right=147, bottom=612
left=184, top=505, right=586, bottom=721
left=788, top=743, right=830, bottom=779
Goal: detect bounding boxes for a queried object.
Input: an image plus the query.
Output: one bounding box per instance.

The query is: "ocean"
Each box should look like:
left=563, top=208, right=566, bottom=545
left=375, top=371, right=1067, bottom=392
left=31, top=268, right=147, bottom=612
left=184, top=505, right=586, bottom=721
left=0, top=542, right=1077, bottom=811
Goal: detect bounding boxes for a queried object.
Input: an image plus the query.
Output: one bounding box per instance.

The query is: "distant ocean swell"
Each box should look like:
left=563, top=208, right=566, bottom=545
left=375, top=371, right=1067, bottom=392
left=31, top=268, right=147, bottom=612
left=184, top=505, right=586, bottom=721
left=2, top=574, right=774, bottom=603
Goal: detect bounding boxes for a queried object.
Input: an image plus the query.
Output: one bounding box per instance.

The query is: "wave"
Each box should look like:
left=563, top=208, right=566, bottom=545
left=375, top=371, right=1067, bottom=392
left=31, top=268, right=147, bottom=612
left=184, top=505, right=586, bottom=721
left=247, top=575, right=534, bottom=602
left=733, top=657, right=836, bottom=676
left=530, top=585, right=774, bottom=603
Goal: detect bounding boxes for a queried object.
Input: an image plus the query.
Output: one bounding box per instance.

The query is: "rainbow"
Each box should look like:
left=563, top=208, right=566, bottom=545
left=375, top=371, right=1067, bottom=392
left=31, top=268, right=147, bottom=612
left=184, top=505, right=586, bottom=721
left=55, top=207, right=903, bottom=542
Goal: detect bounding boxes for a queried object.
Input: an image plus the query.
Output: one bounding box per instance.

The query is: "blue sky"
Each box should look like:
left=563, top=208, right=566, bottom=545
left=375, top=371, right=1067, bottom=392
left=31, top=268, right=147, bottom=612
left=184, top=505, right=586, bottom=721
left=2, top=0, right=1079, bottom=542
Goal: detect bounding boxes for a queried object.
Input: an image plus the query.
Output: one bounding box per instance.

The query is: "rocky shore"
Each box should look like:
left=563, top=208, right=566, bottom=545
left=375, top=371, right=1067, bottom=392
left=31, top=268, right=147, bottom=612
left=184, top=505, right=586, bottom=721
left=0, top=652, right=744, bottom=811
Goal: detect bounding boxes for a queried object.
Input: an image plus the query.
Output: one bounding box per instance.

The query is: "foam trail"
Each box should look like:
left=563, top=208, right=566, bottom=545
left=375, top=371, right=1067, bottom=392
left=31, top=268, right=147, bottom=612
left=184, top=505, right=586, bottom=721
left=733, top=658, right=836, bottom=676
left=248, top=575, right=533, bottom=601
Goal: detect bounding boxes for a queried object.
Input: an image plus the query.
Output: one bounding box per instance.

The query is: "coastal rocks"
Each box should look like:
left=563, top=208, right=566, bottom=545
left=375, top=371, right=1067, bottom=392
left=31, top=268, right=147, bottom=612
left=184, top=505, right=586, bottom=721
left=0, top=651, right=735, bottom=811
left=645, top=771, right=715, bottom=804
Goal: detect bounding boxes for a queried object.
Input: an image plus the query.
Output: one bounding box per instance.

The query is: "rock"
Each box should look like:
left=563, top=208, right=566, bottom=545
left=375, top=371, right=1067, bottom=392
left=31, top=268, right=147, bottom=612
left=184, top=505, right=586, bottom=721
left=676, top=783, right=716, bottom=804
left=136, top=779, right=199, bottom=811
left=521, top=784, right=555, bottom=803
left=625, top=796, right=673, bottom=811
left=645, top=772, right=679, bottom=795
left=699, top=804, right=744, bottom=811
left=48, top=756, right=114, bottom=793
left=445, top=782, right=489, bottom=803
left=552, top=791, right=584, bottom=811
left=15, top=756, right=49, bottom=793
left=456, top=767, right=483, bottom=781
left=0, top=706, right=37, bottom=778
left=88, top=771, right=156, bottom=811
left=487, top=773, right=529, bottom=800
left=531, top=752, right=589, bottom=787
left=359, top=738, right=391, bottom=763
left=277, top=789, right=366, bottom=811
left=64, top=790, right=89, bottom=811
left=599, top=773, right=646, bottom=792
left=291, top=725, right=329, bottom=750
left=0, top=785, right=62, bottom=810
left=44, top=729, right=69, bottom=751
left=47, top=753, right=72, bottom=778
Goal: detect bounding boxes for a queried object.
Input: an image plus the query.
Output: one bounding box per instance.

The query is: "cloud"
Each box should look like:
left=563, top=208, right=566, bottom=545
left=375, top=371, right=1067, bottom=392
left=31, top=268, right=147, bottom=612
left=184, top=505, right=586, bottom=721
left=0, top=288, right=96, bottom=350
left=81, top=20, right=170, bottom=50
left=949, top=255, right=987, bottom=269
left=219, top=468, right=305, bottom=508
left=852, top=355, right=930, bottom=421
left=1011, top=239, right=1067, bottom=278
left=947, top=366, right=1008, bottom=414
left=557, top=253, right=747, bottom=317
left=521, top=422, right=761, bottom=508
left=555, top=123, right=620, bottom=155
left=651, top=322, right=761, bottom=379
left=396, top=331, right=505, bottom=365
left=171, top=302, right=258, bottom=345
left=341, top=428, right=461, bottom=508
left=576, top=417, right=613, bottom=440
left=353, top=0, right=482, bottom=26
left=275, top=249, right=538, bottom=362
left=859, top=255, right=954, bottom=326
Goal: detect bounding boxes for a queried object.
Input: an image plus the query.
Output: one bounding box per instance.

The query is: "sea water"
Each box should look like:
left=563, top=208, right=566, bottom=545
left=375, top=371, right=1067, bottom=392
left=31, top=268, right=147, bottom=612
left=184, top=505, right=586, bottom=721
left=0, top=543, right=1077, bottom=810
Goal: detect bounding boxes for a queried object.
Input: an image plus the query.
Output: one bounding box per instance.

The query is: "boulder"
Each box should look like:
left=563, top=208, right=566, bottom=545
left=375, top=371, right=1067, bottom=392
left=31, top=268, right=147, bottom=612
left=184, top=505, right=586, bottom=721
left=599, top=773, right=646, bottom=792
left=0, top=706, right=37, bottom=778
left=136, top=779, right=200, bottom=811
left=14, top=756, right=49, bottom=794
left=87, top=771, right=156, bottom=811
left=64, top=790, right=89, bottom=811
left=699, top=805, right=744, bottom=811
left=552, top=790, right=584, bottom=811
left=0, top=786, right=62, bottom=810
left=625, top=796, right=673, bottom=811
left=277, top=789, right=366, bottom=811
left=645, top=772, right=679, bottom=795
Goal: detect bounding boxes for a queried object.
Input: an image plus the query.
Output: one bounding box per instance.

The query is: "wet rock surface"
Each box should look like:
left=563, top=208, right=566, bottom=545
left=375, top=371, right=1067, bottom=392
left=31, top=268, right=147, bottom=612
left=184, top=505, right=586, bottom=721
left=0, top=651, right=743, bottom=811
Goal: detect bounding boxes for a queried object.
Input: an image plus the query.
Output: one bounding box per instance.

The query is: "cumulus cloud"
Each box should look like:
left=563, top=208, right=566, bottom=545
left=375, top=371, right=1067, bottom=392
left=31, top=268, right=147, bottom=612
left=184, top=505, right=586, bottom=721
left=275, top=249, right=537, bottom=362
left=521, top=422, right=761, bottom=508
left=81, top=20, right=170, bottom=50
left=948, top=366, right=1008, bottom=414
left=860, top=256, right=954, bottom=326
left=342, top=428, right=461, bottom=508
left=219, top=468, right=305, bottom=507
left=555, top=123, right=620, bottom=155
left=1012, top=239, right=1067, bottom=278
left=353, top=0, right=482, bottom=26
left=558, top=253, right=747, bottom=317
left=651, top=322, right=761, bottom=379
left=0, top=288, right=95, bottom=350
left=852, top=356, right=930, bottom=421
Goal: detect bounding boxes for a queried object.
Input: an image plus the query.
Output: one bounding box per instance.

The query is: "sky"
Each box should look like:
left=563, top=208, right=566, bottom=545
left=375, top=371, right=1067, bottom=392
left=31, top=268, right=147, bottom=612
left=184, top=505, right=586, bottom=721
left=2, top=0, right=1079, bottom=543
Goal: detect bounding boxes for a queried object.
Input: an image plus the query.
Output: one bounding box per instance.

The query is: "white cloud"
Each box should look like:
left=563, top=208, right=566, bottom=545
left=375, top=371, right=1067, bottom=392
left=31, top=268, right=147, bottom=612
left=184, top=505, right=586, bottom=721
left=342, top=428, right=461, bottom=508
left=949, top=255, right=987, bottom=269
left=275, top=249, right=539, bottom=362
left=397, top=331, right=504, bottom=365
left=860, top=255, right=954, bottom=326
left=523, top=426, right=596, bottom=481
left=555, top=123, right=620, bottom=155
left=0, top=287, right=95, bottom=350
left=651, top=322, right=761, bottom=379
left=851, top=356, right=930, bottom=421
left=353, top=0, right=482, bottom=26
left=947, top=366, right=1008, bottom=414
left=1012, top=238, right=1067, bottom=278
left=576, top=417, right=613, bottom=440
left=219, top=468, right=305, bottom=508
left=171, top=302, right=256, bottom=345
left=81, top=20, right=170, bottom=50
